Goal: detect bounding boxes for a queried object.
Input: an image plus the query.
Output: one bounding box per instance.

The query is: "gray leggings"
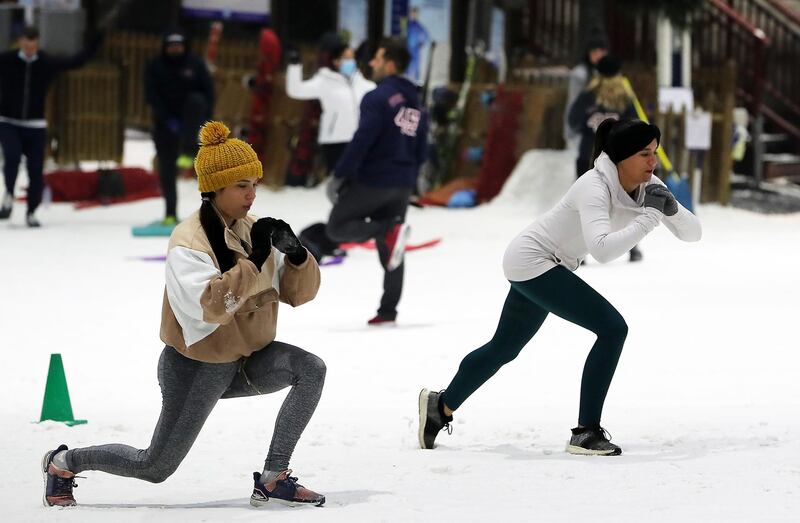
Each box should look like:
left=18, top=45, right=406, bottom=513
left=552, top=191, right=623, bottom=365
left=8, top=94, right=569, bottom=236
left=65, top=343, right=326, bottom=483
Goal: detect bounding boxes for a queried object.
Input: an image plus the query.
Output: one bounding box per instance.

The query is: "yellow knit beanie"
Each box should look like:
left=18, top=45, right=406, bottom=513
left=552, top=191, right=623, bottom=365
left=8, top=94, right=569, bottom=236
left=194, top=121, right=263, bottom=193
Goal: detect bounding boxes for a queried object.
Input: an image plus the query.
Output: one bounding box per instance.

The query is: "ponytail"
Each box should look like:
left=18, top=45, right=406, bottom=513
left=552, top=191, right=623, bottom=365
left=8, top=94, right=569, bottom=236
left=199, top=193, right=237, bottom=273
left=592, top=117, right=617, bottom=164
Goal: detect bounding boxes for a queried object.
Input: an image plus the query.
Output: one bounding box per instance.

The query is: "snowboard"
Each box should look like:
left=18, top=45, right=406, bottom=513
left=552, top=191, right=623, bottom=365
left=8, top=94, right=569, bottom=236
left=247, top=28, right=282, bottom=166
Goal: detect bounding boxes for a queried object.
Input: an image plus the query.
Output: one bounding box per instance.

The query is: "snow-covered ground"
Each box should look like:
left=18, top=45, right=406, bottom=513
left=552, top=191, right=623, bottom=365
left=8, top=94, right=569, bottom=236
left=1, top=141, right=798, bottom=522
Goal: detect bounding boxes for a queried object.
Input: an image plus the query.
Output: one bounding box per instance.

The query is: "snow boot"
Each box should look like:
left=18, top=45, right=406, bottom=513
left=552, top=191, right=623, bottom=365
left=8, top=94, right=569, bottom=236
left=566, top=426, right=622, bottom=456
left=418, top=388, right=453, bottom=449
left=250, top=470, right=325, bottom=507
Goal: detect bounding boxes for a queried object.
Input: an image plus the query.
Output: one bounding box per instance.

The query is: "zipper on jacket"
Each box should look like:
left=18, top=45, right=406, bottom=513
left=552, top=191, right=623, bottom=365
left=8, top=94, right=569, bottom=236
left=22, top=62, right=32, bottom=119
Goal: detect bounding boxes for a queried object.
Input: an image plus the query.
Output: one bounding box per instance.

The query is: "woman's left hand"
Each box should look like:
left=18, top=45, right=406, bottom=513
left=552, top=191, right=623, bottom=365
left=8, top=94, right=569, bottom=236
left=267, top=218, right=308, bottom=264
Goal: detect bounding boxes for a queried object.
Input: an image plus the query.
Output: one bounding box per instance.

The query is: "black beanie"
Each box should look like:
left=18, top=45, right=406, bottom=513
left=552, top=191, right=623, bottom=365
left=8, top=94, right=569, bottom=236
left=593, top=118, right=661, bottom=164
left=596, top=55, right=621, bottom=77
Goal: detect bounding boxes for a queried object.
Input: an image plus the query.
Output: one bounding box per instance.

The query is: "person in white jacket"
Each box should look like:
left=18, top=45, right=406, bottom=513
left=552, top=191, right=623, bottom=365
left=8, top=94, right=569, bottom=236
left=285, top=40, right=375, bottom=172
left=419, top=118, right=701, bottom=456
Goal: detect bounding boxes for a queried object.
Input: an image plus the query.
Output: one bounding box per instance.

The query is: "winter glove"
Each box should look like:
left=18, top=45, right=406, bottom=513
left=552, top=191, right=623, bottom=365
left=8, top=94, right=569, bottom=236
left=643, top=184, right=669, bottom=214
left=267, top=218, right=308, bottom=265
left=326, top=175, right=347, bottom=204
left=285, top=44, right=301, bottom=65
left=645, top=184, right=678, bottom=216
left=165, top=118, right=181, bottom=135
left=247, top=218, right=274, bottom=271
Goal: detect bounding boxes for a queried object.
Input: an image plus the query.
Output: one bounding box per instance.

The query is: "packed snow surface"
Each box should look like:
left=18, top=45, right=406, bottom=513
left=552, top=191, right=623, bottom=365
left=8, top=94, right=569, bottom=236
left=1, top=141, right=798, bottom=521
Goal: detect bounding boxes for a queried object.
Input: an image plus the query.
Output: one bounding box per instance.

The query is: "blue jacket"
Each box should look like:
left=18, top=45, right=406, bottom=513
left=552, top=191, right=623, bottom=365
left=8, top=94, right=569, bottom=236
left=334, top=75, right=428, bottom=188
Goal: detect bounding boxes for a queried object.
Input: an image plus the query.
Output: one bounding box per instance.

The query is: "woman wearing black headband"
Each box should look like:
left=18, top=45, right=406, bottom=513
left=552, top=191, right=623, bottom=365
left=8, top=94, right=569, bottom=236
left=419, top=118, right=701, bottom=455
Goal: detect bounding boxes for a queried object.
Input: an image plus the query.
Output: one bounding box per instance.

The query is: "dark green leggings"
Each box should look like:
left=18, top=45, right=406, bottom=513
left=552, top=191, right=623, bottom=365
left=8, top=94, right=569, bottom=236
left=442, top=266, right=628, bottom=427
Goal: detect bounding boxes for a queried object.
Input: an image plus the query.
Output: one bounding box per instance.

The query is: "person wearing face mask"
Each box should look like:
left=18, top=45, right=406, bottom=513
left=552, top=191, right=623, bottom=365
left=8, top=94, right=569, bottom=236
left=285, top=33, right=376, bottom=174
left=418, top=118, right=701, bottom=456
left=143, top=29, right=215, bottom=231
left=0, top=25, right=104, bottom=227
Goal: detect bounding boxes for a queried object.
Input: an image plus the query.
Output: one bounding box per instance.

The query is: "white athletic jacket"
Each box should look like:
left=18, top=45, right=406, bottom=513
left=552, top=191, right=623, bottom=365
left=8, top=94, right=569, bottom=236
left=503, top=152, right=702, bottom=282
left=286, top=64, right=376, bottom=144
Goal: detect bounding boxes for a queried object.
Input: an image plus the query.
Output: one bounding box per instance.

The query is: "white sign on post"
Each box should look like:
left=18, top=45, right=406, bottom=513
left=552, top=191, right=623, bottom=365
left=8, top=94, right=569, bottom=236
left=658, top=86, right=694, bottom=113
left=685, top=110, right=712, bottom=151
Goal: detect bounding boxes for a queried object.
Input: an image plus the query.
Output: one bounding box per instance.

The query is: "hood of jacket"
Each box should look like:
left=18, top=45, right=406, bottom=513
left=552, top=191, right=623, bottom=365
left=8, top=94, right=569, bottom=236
left=593, top=152, right=650, bottom=210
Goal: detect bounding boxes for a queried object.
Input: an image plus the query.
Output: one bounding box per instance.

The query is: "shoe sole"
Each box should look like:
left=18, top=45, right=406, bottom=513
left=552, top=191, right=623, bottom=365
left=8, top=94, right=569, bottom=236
left=565, top=444, right=622, bottom=456
left=386, top=223, right=411, bottom=272
left=418, top=388, right=431, bottom=449
left=41, top=450, right=50, bottom=507
left=250, top=496, right=325, bottom=508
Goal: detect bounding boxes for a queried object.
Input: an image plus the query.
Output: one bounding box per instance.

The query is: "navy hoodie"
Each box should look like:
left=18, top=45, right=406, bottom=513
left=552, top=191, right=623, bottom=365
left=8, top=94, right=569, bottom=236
left=334, top=75, right=428, bottom=188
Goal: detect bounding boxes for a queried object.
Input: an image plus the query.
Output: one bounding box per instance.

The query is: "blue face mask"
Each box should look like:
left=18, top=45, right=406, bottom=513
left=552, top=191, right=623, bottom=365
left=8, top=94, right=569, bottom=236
left=339, top=59, right=357, bottom=77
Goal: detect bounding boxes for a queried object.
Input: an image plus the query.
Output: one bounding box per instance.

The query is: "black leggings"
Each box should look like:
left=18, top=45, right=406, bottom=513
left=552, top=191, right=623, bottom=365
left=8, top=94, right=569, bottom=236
left=442, top=266, right=628, bottom=427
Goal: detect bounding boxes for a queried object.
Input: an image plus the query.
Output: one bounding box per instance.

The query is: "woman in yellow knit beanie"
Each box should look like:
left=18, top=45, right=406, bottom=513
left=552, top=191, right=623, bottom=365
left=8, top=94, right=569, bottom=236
left=42, top=121, right=327, bottom=509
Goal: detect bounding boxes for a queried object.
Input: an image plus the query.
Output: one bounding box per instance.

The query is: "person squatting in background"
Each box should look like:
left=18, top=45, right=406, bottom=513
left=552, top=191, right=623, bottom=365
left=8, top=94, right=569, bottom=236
left=325, top=37, right=428, bottom=326
left=42, top=121, right=327, bottom=509
left=563, top=35, right=608, bottom=156
left=0, top=26, right=104, bottom=227
left=285, top=31, right=376, bottom=174
left=419, top=118, right=701, bottom=455
left=569, top=54, right=642, bottom=262
left=145, top=29, right=215, bottom=228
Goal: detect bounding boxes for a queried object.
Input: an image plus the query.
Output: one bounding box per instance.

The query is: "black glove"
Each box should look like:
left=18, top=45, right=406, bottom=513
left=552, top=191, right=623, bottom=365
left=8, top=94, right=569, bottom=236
left=645, top=184, right=678, bottom=216
left=644, top=184, right=668, bottom=214
left=247, top=218, right=274, bottom=271
left=268, top=218, right=308, bottom=265
left=285, top=45, right=301, bottom=65
left=326, top=175, right=347, bottom=204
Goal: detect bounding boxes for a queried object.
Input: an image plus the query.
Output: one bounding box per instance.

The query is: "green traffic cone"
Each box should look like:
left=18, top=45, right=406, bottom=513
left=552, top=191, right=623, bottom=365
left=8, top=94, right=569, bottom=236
left=39, top=354, right=87, bottom=426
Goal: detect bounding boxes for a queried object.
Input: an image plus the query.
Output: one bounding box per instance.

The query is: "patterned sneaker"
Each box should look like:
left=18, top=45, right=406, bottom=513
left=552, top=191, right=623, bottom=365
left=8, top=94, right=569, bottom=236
left=384, top=222, right=410, bottom=272
left=566, top=426, right=622, bottom=456
left=418, top=388, right=453, bottom=449
left=250, top=470, right=325, bottom=507
left=42, top=445, right=79, bottom=507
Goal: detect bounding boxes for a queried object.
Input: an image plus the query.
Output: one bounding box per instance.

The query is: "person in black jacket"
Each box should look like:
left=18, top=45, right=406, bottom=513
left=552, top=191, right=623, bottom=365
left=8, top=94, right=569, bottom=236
left=0, top=26, right=103, bottom=227
left=325, top=37, right=428, bottom=326
left=144, top=29, right=214, bottom=227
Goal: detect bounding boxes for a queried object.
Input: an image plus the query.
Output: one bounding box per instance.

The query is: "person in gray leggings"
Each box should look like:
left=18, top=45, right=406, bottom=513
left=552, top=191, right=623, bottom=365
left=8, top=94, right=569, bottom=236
left=42, top=121, right=327, bottom=509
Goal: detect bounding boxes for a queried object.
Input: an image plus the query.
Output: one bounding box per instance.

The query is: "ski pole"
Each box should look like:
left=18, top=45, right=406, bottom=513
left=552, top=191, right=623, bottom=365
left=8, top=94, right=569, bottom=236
left=621, top=77, right=674, bottom=172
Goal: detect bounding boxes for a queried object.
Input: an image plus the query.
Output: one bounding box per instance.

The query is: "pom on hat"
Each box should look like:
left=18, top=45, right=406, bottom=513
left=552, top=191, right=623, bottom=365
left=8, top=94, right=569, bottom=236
left=199, top=121, right=230, bottom=146
left=194, top=120, right=263, bottom=193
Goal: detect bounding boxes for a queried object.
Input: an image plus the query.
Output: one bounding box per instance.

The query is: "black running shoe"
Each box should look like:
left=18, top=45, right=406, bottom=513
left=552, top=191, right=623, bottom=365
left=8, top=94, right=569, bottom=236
left=42, top=444, right=78, bottom=507
left=566, top=426, right=622, bottom=456
left=418, top=388, right=453, bottom=449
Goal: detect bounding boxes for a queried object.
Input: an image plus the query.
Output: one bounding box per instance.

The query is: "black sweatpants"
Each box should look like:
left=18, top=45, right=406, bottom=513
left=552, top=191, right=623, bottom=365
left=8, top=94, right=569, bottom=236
left=442, top=266, right=628, bottom=427
left=66, top=343, right=326, bottom=482
left=325, top=181, right=413, bottom=319
left=0, top=122, right=46, bottom=214
left=152, top=93, right=209, bottom=218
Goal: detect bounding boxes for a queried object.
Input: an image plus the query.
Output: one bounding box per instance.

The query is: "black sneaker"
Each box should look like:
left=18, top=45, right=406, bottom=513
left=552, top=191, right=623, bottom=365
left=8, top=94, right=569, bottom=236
left=42, top=444, right=79, bottom=507
left=250, top=470, right=325, bottom=507
left=418, top=388, right=453, bottom=449
left=566, top=426, right=622, bottom=456
left=0, top=193, right=11, bottom=219
left=26, top=212, right=41, bottom=228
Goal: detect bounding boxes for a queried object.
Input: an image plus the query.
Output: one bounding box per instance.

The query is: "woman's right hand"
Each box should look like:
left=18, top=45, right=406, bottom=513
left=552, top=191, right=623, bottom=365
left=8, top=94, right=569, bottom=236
left=248, top=218, right=274, bottom=270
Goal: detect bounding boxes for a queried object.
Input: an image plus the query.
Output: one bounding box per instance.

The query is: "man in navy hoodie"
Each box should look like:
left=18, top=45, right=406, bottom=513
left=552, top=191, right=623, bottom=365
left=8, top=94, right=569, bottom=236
left=326, top=37, right=428, bottom=326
